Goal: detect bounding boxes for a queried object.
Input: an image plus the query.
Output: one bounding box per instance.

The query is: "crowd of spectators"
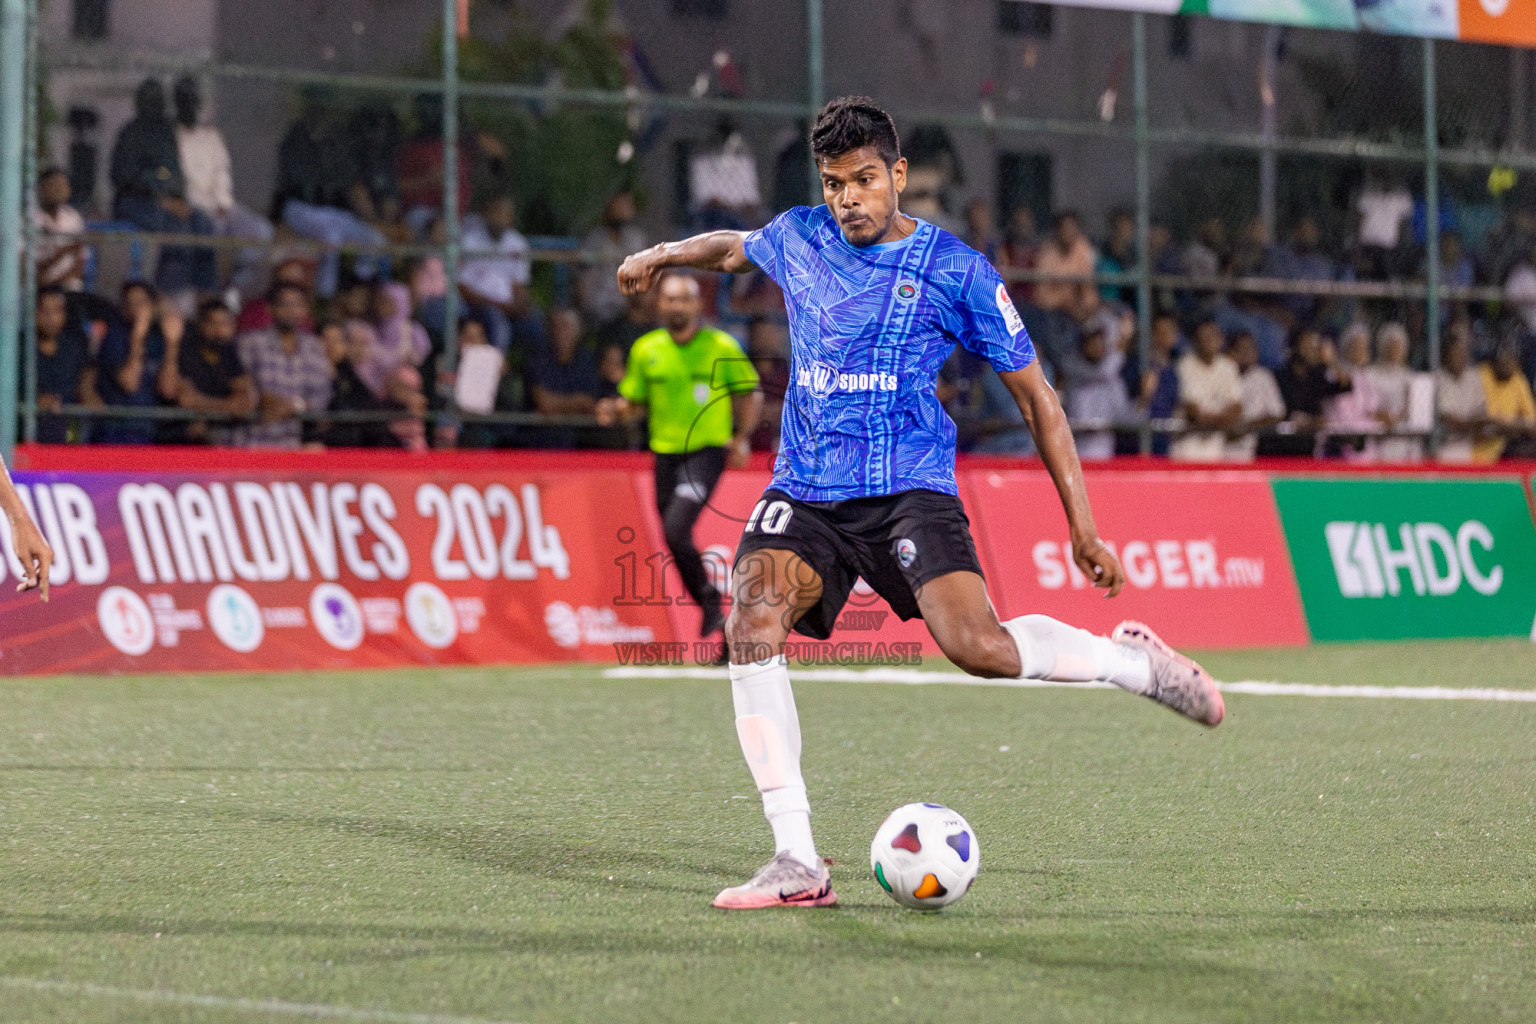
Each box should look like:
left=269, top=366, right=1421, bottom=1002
left=947, top=198, right=1536, bottom=463
left=21, top=77, right=1536, bottom=462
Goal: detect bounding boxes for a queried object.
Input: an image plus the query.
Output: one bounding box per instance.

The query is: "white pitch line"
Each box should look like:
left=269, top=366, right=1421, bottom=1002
left=602, top=666, right=1536, bottom=702
left=0, top=976, right=527, bottom=1024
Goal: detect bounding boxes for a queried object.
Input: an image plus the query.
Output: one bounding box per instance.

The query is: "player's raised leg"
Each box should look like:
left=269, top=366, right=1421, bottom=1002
left=713, top=547, right=836, bottom=910
left=914, top=571, right=1224, bottom=726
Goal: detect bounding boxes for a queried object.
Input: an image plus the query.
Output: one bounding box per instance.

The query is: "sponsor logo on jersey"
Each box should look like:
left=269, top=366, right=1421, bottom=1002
left=895, top=538, right=918, bottom=568
left=799, top=360, right=899, bottom=398
left=893, top=278, right=920, bottom=303
left=995, top=283, right=1026, bottom=337
left=1324, top=520, right=1502, bottom=598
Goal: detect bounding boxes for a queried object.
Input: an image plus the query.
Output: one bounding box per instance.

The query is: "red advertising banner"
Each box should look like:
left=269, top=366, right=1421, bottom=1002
left=0, top=463, right=674, bottom=675
left=637, top=469, right=940, bottom=663
left=963, top=469, right=1310, bottom=648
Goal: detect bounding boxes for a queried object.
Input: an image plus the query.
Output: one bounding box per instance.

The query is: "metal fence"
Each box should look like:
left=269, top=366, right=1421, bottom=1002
left=1, top=0, right=1533, bottom=459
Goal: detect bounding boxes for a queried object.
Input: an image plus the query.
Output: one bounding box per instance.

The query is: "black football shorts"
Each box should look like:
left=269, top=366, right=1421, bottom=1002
left=733, top=487, right=984, bottom=640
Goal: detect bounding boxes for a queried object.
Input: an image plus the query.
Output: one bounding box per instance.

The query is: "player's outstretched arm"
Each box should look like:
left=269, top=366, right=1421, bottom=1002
left=0, top=458, right=52, bottom=601
left=617, top=231, right=756, bottom=295
left=1000, top=362, right=1124, bottom=597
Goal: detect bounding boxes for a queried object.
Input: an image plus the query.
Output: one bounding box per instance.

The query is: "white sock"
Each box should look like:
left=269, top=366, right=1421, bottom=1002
left=1002, top=614, right=1152, bottom=694
left=729, top=655, right=819, bottom=870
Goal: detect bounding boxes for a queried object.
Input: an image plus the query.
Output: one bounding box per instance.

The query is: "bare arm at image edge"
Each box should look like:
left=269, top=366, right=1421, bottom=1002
left=0, top=458, right=53, bottom=600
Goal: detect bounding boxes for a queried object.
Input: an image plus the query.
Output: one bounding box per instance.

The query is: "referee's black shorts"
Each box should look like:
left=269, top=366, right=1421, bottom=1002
left=733, top=488, right=983, bottom=640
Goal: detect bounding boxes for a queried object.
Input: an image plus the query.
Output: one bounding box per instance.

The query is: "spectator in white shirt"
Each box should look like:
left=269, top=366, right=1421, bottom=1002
left=1171, top=319, right=1243, bottom=462
left=1354, top=174, right=1413, bottom=279
left=1503, top=246, right=1536, bottom=335
left=1225, top=331, right=1285, bottom=462
left=459, top=194, right=544, bottom=354
left=1435, top=332, right=1488, bottom=463
left=1368, top=322, right=1424, bottom=462
left=172, top=76, right=273, bottom=298
left=33, top=168, right=87, bottom=292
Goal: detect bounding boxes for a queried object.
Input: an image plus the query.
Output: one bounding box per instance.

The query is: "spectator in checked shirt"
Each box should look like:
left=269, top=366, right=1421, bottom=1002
left=236, top=281, right=331, bottom=448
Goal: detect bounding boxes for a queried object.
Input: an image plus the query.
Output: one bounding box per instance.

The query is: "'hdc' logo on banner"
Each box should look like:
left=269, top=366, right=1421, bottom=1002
left=1323, top=521, right=1503, bottom=599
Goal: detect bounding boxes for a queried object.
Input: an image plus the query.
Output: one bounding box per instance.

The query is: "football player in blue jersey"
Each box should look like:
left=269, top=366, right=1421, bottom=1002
left=619, top=96, right=1223, bottom=911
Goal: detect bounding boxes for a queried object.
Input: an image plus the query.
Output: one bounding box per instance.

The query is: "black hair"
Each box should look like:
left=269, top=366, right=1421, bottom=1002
left=121, top=279, right=157, bottom=302
left=196, top=297, right=233, bottom=321
left=810, top=96, right=901, bottom=168
left=267, top=280, right=309, bottom=305
left=38, top=165, right=67, bottom=182
left=36, top=284, right=66, bottom=301
left=1053, top=210, right=1081, bottom=229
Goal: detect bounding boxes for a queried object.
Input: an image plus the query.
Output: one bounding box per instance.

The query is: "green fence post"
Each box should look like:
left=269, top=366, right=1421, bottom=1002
left=806, top=0, right=823, bottom=204
left=0, top=0, right=29, bottom=463
left=1133, top=12, right=1152, bottom=455
left=441, top=0, right=461, bottom=387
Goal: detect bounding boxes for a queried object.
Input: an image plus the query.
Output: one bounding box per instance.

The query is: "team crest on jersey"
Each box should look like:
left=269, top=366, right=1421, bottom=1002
left=995, top=282, right=1026, bottom=336
left=896, top=538, right=917, bottom=567
left=893, top=278, right=921, bottom=303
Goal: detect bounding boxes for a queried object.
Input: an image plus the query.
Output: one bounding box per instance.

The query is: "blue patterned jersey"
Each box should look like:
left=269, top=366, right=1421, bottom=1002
left=744, top=205, right=1036, bottom=500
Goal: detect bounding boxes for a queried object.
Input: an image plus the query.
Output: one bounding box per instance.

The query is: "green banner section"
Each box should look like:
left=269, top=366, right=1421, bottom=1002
left=1273, top=477, right=1536, bottom=642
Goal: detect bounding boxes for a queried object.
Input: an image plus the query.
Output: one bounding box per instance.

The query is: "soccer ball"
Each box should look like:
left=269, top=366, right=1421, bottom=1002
left=869, top=802, right=980, bottom=909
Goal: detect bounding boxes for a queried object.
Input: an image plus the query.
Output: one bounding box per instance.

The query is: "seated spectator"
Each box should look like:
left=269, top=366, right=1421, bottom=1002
left=1430, top=230, right=1475, bottom=326
left=963, top=198, right=998, bottom=262
left=34, top=167, right=87, bottom=292
left=1475, top=339, right=1536, bottom=462
left=174, top=298, right=255, bottom=445
left=32, top=286, right=90, bottom=443
left=172, top=76, right=273, bottom=298
left=1096, top=209, right=1135, bottom=304
left=997, top=204, right=1038, bottom=309
left=396, top=93, right=473, bottom=237
left=1273, top=327, right=1351, bottom=456
left=1225, top=331, right=1285, bottom=462
left=1323, top=324, right=1385, bottom=460
left=1212, top=292, right=1287, bottom=370
left=597, top=342, right=627, bottom=402
left=236, top=282, right=332, bottom=448
left=522, top=308, right=600, bottom=449
left=270, top=88, right=386, bottom=297
left=315, top=320, right=399, bottom=449
left=594, top=286, right=658, bottom=359
left=236, top=258, right=317, bottom=334
left=745, top=317, right=790, bottom=454
left=578, top=192, right=648, bottom=328
left=459, top=195, right=542, bottom=353
left=1264, top=216, right=1337, bottom=327
left=352, top=281, right=431, bottom=402
left=1434, top=332, right=1487, bottom=464
left=92, top=281, right=184, bottom=445
left=1503, top=245, right=1536, bottom=336
left=1122, top=311, right=1181, bottom=455
left=1367, top=322, right=1423, bottom=462
left=109, top=78, right=217, bottom=300
left=1056, top=313, right=1130, bottom=461
left=1031, top=211, right=1097, bottom=366
left=1170, top=319, right=1242, bottom=462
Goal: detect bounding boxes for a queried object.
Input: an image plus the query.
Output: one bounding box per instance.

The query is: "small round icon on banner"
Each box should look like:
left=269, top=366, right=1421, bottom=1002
left=1481, top=0, right=1510, bottom=16
left=97, top=586, right=155, bottom=656
left=405, top=582, right=458, bottom=649
left=544, top=601, right=582, bottom=649
left=207, top=584, right=264, bottom=653
left=310, top=583, right=364, bottom=651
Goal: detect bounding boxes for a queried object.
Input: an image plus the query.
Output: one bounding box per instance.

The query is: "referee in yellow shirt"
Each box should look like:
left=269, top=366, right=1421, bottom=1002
left=598, top=274, right=762, bottom=639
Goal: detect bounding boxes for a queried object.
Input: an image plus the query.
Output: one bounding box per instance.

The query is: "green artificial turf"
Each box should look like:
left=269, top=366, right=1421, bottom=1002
left=1, top=640, right=1533, bottom=1023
